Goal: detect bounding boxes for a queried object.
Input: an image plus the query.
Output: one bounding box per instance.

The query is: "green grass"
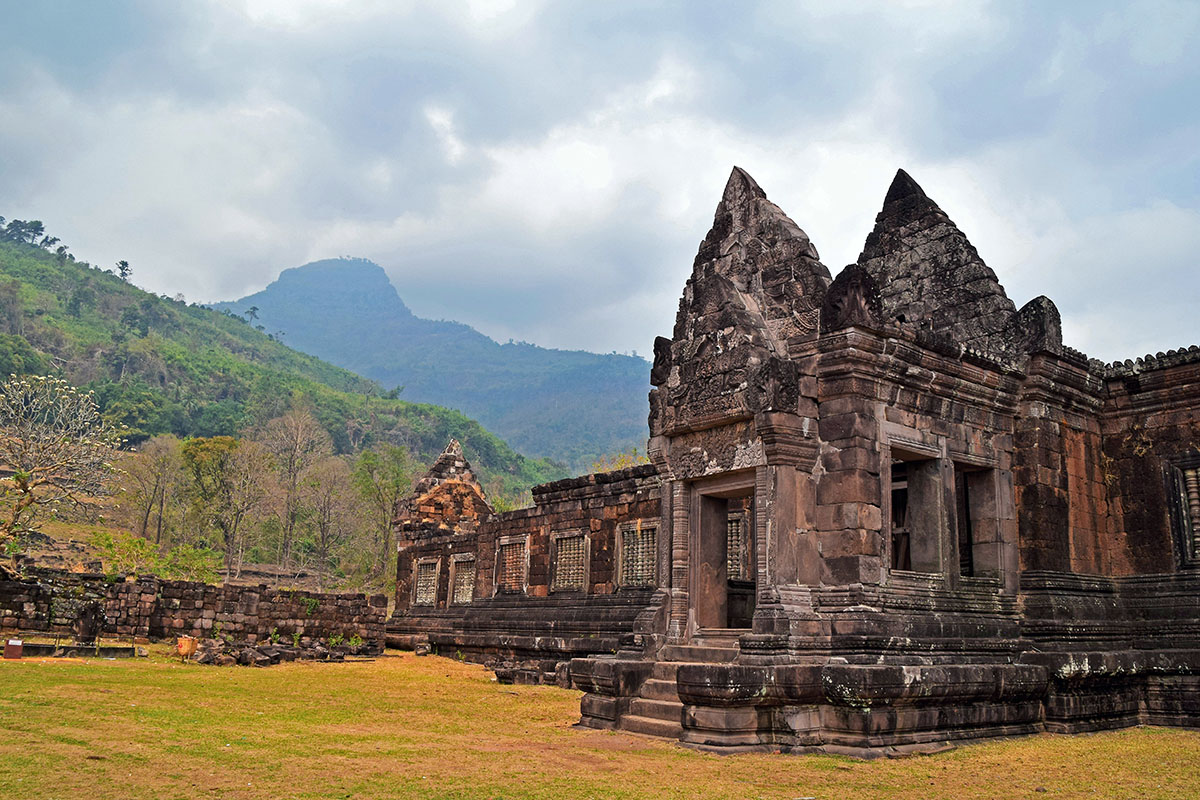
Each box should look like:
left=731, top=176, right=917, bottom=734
left=1, top=650, right=1198, bottom=799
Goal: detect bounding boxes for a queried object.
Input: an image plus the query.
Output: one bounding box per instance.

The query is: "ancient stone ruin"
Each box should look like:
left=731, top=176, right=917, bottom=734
left=389, top=167, right=1200, bottom=755
left=0, top=568, right=388, bottom=659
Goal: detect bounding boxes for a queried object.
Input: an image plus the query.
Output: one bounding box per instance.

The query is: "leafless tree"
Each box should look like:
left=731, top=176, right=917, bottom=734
left=257, top=408, right=332, bottom=568
left=118, top=434, right=185, bottom=544
left=182, top=436, right=275, bottom=578
left=304, top=456, right=357, bottom=589
left=0, top=375, right=120, bottom=572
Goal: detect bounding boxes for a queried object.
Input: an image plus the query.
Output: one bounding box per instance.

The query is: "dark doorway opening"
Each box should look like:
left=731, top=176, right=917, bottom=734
left=696, top=488, right=756, bottom=630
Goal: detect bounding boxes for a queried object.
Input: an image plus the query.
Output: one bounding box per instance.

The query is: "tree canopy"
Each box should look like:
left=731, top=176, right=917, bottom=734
left=0, top=375, right=121, bottom=570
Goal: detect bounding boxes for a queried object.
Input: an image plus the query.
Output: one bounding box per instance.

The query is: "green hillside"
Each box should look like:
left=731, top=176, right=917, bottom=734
left=0, top=234, right=567, bottom=496
left=215, top=258, right=650, bottom=471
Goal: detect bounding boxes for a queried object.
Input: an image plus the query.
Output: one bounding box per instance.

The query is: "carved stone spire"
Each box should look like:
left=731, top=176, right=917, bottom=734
left=651, top=167, right=831, bottom=434
left=396, top=439, right=493, bottom=530
left=857, top=169, right=1018, bottom=357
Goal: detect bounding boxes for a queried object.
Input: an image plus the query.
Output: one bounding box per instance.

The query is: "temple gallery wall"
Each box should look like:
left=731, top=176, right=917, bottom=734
left=387, top=167, right=1200, bottom=756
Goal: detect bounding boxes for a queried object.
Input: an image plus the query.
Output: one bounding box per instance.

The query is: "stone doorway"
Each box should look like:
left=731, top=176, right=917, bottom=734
left=693, top=480, right=756, bottom=632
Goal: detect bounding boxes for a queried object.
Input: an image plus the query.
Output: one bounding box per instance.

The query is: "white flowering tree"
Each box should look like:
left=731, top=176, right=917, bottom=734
left=0, top=375, right=121, bottom=572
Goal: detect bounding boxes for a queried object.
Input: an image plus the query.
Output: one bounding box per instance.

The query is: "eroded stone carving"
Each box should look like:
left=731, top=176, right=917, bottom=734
left=819, top=263, right=883, bottom=333
left=652, top=167, right=831, bottom=436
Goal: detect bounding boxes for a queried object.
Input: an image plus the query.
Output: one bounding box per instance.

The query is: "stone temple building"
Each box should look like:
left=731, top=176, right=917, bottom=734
left=388, top=167, right=1200, bottom=755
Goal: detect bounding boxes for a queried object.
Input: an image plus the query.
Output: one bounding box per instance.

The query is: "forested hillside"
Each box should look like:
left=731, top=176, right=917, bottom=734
left=215, top=258, right=650, bottom=471
left=0, top=231, right=566, bottom=498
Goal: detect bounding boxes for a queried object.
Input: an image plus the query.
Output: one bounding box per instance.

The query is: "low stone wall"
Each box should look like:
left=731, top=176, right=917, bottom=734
left=0, top=568, right=387, bottom=648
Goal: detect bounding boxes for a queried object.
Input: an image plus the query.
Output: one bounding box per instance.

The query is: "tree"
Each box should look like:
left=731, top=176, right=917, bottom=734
left=258, top=408, right=332, bottom=567
left=352, top=445, right=414, bottom=583
left=303, top=456, right=356, bottom=588
left=182, top=436, right=273, bottom=577
left=0, top=375, right=121, bottom=572
left=118, top=434, right=185, bottom=544
left=1, top=219, right=45, bottom=245
left=590, top=446, right=650, bottom=473
left=116, top=260, right=132, bottom=281
left=245, top=306, right=259, bottom=324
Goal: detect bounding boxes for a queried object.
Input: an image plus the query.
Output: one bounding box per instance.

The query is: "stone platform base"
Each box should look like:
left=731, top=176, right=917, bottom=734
left=571, top=650, right=1200, bottom=756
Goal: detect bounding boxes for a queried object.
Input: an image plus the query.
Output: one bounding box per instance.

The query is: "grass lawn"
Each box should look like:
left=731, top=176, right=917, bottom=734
left=1, top=649, right=1198, bottom=799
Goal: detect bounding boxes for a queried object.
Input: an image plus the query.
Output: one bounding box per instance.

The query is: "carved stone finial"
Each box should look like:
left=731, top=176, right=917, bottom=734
left=650, top=336, right=672, bottom=386
left=1010, top=295, right=1063, bottom=355
left=820, top=265, right=882, bottom=333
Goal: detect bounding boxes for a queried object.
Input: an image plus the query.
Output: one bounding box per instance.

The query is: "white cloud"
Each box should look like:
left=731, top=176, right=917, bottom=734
left=0, top=1, right=1195, bottom=363
left=424, top=106, right=467, bottom=165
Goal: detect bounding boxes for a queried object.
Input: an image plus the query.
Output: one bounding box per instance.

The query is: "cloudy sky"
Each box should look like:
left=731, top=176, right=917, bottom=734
left=1, top=1, right=1197, bottom=363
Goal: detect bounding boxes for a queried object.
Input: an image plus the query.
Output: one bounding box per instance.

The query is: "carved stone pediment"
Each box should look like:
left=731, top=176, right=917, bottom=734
left=651, top=168, right=831, bottom=436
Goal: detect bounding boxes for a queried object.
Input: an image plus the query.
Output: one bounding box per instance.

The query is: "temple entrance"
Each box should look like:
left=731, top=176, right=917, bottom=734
left=693, top=483, right=756, bottom=631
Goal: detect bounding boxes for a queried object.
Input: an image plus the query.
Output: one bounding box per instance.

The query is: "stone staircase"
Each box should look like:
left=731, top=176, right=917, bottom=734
left=613, top=640, right=741, bottom=739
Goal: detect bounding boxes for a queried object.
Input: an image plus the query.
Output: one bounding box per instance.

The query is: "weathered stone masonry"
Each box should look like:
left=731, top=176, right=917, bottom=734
left=391, top=167, right=1200, bottom=754
left=389, top=441, right=662, bottom=683
left=1, top=568, right=387, bottom=648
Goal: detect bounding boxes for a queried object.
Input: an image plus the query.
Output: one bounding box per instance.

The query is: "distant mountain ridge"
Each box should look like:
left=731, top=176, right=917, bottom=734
left=0, top=239, right=565, bottom=498
left=215, top=258, right=650, bottom=470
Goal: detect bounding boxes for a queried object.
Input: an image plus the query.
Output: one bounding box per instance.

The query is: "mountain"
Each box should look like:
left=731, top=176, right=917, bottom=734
left=0, top=238, right=566, bottom=497
left=215, top=258, right=651, bottom=470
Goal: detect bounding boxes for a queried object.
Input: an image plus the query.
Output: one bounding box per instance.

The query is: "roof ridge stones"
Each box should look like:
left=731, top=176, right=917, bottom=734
left=1096, top=344, right=1200, bottom=378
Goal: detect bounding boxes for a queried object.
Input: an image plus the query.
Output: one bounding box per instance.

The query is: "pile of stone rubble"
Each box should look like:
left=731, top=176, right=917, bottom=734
left=188, top=636, right=379, bottom=666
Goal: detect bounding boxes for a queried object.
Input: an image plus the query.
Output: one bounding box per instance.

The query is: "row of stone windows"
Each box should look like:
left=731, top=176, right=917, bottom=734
left=413, top=523, right=658, bottom=606
left=547, top=522, right=659, bottom=593
left=412, top=556, right=478, bottom=607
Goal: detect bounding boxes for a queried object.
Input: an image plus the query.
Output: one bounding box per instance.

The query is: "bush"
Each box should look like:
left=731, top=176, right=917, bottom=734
left=90, top=529, right=220, bottom=582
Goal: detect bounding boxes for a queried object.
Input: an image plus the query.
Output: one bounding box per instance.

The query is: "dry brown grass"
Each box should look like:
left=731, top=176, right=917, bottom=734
left=1, top=649, right=1198, bottom=799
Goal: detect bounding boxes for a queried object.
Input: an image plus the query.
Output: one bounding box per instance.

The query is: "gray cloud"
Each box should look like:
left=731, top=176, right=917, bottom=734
left=0, top=0, right=1196, bottom=365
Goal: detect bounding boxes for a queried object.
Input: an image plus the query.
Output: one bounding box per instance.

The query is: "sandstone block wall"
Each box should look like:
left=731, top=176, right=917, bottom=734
left=0, top=568, right=387, bottom=646
left=391, top=465, right=664, bottom=680
left=1101, top=354, right=1200, bottom=573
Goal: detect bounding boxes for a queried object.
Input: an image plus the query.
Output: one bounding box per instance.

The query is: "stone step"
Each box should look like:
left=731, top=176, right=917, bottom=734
left=618, top=714, right=683, bottom=739
left=659, top=644, right=740, bottom=663
left=650, top=661, right=681, bottom=681
left=629, top=697, right=683, bottom=723
left=639, top=677, right=681, bottom=702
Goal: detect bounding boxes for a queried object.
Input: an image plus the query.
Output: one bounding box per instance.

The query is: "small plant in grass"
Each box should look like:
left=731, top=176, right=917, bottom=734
left=291, top=631, right=301, bottom=647
left=348, top=634, right=363, bottom=648
left=268, top=627, right=280, bottom=644
left=327, top=633, right=345, bottom=647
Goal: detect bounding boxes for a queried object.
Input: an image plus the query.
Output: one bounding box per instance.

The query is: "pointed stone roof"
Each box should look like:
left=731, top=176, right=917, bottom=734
left=856, top=169, right=1018, bottom=357
left=650, top=167, right=832, bottom=433
left=411, top=439, right=474, bottom=494
left=678, top=166, right=832, bottom=351
left=395, top=439, right=493, bottom=529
